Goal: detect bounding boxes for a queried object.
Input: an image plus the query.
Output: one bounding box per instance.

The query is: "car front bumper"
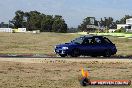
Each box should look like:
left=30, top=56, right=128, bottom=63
left=54, top=49, right=69, bottom=55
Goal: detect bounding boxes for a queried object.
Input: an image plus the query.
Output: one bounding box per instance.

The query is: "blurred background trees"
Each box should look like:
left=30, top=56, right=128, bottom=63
left=78, top=17, right=116, bottom=32
left=11, top=10, right=68, bottom=33
left=11, top=10, right=132, bottom=33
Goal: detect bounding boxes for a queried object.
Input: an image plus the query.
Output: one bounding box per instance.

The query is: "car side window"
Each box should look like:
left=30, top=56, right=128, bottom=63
left=94, top=38, right=102, bottom=44
left=83, top=38, right=93, bottom=45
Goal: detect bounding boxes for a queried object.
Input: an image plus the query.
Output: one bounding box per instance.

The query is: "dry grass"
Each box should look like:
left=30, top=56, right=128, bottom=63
left=0, top=32, right=80, bottom=55
left=0, top=32, right=132, bottom=55
left=0, top=32, right=131, bottom=88
left=0, top=58, right=132, bottom=88
left=106, top=36, right=132, bottom=55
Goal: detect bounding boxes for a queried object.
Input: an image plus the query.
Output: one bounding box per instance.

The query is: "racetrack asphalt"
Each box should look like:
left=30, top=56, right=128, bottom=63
left=0, top=57, right=132, bottom=64
left=0, top=54, right=132, bottom=59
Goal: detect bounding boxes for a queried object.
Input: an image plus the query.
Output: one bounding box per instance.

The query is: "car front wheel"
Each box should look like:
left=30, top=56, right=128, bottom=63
left=70, top=49, right=80, bottom=57
left=59, top=54, right=67, bottom=57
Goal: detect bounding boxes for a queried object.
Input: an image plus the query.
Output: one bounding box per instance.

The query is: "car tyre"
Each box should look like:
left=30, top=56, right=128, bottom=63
left=70, top=49, right=80, bottom=57
left=59, top=54, right=67, bottom=57
left=91, top=55, right=97, bottom=57
left=104, top=50, right=111, bottom=57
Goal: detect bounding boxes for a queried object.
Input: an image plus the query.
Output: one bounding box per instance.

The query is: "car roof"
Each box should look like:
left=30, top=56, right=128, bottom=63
left=80, top=35, right=104, bottom=38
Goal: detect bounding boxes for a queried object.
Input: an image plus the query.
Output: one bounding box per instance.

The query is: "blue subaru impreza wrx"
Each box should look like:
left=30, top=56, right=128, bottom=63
left=54, top=35, right=117, bottom=57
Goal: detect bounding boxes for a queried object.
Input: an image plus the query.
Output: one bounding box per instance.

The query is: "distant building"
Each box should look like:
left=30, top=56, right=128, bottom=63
left=117, top=18, right=132, bottom=32
left=109, top=29, right=116, bottom=33
left=0, top=22, right=9, bottom=28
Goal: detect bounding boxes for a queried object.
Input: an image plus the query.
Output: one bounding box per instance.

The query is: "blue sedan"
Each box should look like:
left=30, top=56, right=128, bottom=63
left=54, top=35, right=117, bottom=57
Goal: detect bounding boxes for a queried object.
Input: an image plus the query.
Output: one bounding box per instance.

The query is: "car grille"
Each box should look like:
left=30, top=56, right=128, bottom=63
left=56, top=46, right=61, bottom=49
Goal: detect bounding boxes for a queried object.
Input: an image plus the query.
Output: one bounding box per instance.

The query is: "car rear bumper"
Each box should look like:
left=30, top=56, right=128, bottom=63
left=111, top=49, right=117, bottom=55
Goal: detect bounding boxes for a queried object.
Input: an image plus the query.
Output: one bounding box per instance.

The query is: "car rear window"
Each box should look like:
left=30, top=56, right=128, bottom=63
left=104, top=38, right=112, bottom=43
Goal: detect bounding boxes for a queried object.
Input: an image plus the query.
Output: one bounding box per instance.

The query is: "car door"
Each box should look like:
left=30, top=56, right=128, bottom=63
left=80, top=38, right=94, bottom=55
left=92, top=37, right=105, bottom=55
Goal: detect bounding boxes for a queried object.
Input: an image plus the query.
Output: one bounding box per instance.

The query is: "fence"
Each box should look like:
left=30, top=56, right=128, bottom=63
left=0, top=28, right=26, bottom=33
left=0, top=28, right=12, bottom=32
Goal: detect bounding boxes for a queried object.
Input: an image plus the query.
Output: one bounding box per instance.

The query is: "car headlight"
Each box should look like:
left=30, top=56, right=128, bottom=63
left=62, top=47, right=68, bottom=50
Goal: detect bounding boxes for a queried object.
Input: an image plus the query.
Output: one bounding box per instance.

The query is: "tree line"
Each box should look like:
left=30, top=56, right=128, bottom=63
left=10, top=10, right=132, bottom=33
left=78, top=15, right=132, bottom=32
left=11, top=10, right=67, bottom=33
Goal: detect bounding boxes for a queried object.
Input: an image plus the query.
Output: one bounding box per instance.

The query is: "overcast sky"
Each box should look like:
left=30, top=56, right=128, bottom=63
left=0, top=0, right=132, bottom=27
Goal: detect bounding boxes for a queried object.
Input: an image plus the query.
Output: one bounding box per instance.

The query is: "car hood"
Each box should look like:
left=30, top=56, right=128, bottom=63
left=56, top=42, right=77, bottom=47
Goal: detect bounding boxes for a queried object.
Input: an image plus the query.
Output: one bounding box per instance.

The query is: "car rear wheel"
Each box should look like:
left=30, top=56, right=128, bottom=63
left=70, top=49, right=80, bottom=57
left=59, top=54, right=67, bottom=57
left=104, top=50, right=111, bottom=57
left=91, top=55, right=97, bottom=57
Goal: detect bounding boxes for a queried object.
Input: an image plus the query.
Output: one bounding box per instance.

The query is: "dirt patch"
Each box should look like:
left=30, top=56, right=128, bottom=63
left=0, top=58, right=132, bottom=88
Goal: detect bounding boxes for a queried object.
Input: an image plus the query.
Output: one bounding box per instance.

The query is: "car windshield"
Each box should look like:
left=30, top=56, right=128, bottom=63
left=71, top=37, right=84, bottom=44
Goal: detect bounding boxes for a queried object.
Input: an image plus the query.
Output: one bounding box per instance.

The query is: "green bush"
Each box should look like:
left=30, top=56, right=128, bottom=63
left=115, top=27, right=126, bottom=33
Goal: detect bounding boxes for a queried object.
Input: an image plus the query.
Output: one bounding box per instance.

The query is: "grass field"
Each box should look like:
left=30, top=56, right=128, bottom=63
left=0, top=32, right=132, bottom=88
left=0, top=58, right=131, bottom=88
left=0, top=32, right=132, bottom=55
left=0, top=32, right=79, bottom=55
